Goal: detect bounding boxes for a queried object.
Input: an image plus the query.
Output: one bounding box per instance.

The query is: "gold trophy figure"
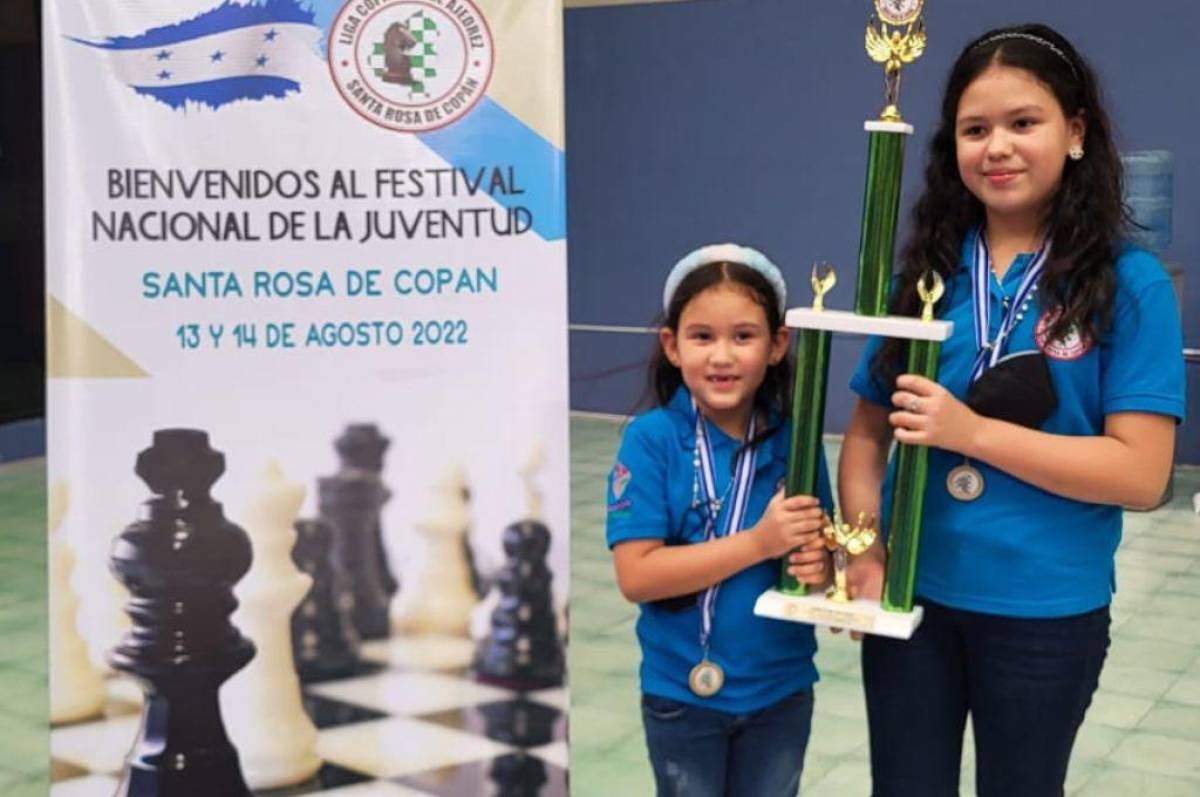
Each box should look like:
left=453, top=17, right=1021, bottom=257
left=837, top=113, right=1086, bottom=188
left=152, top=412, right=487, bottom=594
left=866, top=0, right=927, bottom=123
left=917, top=269, right=945, bottom=321
left=810, top=263, right=837, bottom=312
left=824, top=510, right=879, bottom=603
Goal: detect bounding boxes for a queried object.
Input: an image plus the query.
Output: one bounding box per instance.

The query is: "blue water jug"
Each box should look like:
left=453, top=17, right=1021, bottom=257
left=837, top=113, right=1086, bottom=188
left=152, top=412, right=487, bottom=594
left=1121, top=150, right=1173, bottom=253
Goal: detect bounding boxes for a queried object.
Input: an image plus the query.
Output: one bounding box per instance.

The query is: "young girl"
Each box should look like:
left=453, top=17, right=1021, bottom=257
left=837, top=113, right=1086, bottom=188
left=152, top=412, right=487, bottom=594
left=605, top=243, right=833, bottom=797
left=840, top=23, right=1187, bottom=797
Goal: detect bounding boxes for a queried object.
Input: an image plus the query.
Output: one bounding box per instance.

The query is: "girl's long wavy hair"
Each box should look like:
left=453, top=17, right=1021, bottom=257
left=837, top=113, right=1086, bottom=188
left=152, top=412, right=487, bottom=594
left=646, top=261, right=792, bottom=449
left=871, top=23, right=1128, bottom=388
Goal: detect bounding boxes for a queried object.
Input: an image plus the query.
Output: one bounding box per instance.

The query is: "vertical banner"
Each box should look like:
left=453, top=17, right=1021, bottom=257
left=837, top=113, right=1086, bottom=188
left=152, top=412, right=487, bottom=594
left=45, top=0, right=568, bottom=793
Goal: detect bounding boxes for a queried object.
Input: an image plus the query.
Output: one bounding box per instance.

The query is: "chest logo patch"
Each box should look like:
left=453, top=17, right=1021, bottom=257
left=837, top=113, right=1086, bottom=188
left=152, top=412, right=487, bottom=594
left=611, top=462, right=632, bottom=500
left=1035, top=309, right=1092, bottom=361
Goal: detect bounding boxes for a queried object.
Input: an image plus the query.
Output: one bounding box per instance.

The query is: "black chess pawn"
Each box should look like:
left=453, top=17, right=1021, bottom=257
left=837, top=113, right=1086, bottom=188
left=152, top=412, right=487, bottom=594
left=291, top=518, right=360, bottom=682
left=334, top=424, right=398, bottom=598
left=318, top=472, right=390, bottom=639
left=109, top=429, right=255, bottom=797
left=474, top=520, right=564, bottom=689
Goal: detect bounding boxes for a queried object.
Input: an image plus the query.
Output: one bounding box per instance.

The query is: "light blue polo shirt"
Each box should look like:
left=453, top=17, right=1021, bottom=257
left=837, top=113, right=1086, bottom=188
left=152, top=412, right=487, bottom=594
left=606, top=386, right=834, bottom=713
left=850, top=229, right=1187, bottom=618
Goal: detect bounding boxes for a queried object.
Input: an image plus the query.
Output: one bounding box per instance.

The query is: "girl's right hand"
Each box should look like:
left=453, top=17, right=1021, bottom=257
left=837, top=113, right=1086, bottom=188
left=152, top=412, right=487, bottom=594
left=753, top=489, right=826, bottom=560
left=833, top=546, right=886, bottom=641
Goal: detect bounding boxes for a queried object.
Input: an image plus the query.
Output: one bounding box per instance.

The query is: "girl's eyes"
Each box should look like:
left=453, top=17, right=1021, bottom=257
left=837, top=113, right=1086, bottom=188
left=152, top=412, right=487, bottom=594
left=960, top=125, right=986, bottom=137
left=1013, top=117, right=1038, bottom=130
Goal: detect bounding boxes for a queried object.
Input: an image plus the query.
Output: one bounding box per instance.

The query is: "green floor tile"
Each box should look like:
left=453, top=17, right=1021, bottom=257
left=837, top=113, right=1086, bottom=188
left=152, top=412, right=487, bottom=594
left=1074, top=766, right=1200, bottom=797
left=1106, top=731, right=1200, bottom=779
left=1087, top=691, right=1155, bottom=729
left=1136, top=700, right=1200, bottom=741
left=1096, top=663, right=1176, bottom=701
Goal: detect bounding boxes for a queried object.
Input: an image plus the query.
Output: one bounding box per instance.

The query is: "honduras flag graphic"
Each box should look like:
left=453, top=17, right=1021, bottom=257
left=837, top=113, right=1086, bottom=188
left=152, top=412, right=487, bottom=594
left=70, top=0, right=322, bottom=111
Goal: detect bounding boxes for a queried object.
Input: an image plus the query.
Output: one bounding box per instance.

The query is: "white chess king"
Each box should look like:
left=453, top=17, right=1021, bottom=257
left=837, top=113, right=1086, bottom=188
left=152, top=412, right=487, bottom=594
left=391, top=463, right=479, bottom=636
left=221, top=463, right=322, bottom=788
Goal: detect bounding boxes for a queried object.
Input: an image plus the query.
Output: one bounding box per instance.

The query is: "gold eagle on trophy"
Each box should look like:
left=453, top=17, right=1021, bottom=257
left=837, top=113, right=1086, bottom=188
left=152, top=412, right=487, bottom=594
left=865, top=2, right=927, bottom=123
left=865, top=20, right=926, bottom=75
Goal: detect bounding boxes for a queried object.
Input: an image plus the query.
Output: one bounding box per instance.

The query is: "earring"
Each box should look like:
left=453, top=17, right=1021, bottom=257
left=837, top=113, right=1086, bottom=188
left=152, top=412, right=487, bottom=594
left=1068, top=145, right=1084, bottom=161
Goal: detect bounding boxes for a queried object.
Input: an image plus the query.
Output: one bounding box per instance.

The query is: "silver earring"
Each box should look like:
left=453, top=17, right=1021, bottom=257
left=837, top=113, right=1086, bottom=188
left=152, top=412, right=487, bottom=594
left=1068, top=145, right=1084, bottom=161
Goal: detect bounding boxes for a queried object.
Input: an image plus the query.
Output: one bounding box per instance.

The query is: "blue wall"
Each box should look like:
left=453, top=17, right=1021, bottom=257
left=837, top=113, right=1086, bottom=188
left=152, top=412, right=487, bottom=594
left=564, top=0, right=1200, bottom=464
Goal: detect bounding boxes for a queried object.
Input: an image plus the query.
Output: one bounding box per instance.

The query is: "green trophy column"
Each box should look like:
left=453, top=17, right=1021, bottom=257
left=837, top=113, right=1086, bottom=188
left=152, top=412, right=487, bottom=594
left=854, top=128, right=908, bottom=317
left=882, top=337, right=940, bottom=611
left=778, top=327, right=831, bottom=595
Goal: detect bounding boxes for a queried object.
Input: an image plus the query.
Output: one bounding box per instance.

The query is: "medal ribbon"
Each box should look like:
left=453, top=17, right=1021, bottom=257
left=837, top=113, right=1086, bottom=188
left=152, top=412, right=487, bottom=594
left=969, top=230, right=1050, bottom=384
left=694, top=407, right=758, bottom=653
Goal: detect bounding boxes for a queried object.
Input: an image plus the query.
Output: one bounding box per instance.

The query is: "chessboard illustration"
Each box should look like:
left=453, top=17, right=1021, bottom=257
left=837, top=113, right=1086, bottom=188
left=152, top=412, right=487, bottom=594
left=49, top=426, right=568, bottom=797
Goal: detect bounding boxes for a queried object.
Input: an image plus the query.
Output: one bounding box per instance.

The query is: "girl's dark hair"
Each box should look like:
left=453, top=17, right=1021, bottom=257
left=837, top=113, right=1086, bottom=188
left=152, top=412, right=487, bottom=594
left=872, top=22, right=1126, bottom=387
left=647, top=261, right=792, bottom=446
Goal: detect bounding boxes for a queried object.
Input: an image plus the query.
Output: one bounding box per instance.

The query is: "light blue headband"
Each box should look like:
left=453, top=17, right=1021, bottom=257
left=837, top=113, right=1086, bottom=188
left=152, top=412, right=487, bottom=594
left=662, top=243, right=787, bottom=315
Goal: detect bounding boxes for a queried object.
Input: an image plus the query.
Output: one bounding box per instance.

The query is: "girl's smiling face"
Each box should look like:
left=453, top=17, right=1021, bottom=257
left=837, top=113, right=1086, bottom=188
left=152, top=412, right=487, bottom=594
left=955, top=63, right=1085, bottom=230
left=659, top=282, right=789, bottom=438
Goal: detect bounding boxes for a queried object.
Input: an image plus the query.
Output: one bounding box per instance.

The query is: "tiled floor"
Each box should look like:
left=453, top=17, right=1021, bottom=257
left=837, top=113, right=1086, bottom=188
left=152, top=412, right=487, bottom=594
left=5, top=426, right=1200, bottom=796
left=0, top=457, right=49, bottom=797
left=568, top=417, right=1200, bottom=797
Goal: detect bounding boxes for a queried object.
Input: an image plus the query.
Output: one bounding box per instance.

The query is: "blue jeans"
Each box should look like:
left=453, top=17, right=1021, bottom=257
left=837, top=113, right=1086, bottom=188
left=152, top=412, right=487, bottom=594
left=641, top=688, right=814, bottom=797
left=862, top=599, right=1110, bottom=797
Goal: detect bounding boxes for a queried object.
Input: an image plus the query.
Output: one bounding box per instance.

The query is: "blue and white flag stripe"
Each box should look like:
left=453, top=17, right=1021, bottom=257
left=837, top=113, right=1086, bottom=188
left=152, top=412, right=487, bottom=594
left=72, top=1, right=319, bottom=111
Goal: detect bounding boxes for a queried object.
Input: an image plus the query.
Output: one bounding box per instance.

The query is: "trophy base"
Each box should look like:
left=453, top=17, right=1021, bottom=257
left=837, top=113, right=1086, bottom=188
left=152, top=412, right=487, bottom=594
left=753, top=588, right=924, bottom=640
left=785, top=308, right=953, bottom=342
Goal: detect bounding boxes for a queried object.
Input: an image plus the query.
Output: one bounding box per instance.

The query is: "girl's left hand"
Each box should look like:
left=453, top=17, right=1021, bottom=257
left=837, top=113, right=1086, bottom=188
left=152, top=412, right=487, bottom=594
left=890, top=374, right=980, bottom=454
left=786, top=516, right=830, bottom=586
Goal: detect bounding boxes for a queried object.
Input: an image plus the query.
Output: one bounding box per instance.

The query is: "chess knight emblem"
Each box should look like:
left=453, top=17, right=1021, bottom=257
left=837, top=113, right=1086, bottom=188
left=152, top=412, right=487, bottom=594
left=380, top=22, right=418, bottom=86
left=329, top=0, right=494, bottom=133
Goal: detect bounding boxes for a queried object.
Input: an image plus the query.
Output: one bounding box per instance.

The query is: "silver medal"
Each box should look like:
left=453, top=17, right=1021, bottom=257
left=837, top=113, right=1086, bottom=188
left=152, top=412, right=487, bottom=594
left=946, top=462, right=984, bottom=501
left=688, top=659, right=725, bottom=698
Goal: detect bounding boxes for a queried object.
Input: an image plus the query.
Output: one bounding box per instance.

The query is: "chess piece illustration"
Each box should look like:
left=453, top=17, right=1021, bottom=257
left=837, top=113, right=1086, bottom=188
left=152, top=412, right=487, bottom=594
left=381, top=22, right=417, bottom=85
left=109, top=429, right=255, bottom=797
left=320, top=425, right=391, bottom=640
left=49, top=480, right=106, bottom=724
left=334, top=424, right=397, bottom=598
left=391, top=464, right=478, bottom=636
left=474, top=451, right=564, bottom=689
left=68, top=516, right=130, bottom=675
left=291, top=517, right=360, bottom=682
left=222, top=464, right=322, bottom=788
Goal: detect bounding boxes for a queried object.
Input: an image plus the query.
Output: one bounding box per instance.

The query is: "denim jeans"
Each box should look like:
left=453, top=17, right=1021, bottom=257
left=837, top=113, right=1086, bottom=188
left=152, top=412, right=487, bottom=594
left=862, top=599, right=1110, bottom=797
left=641, top=688, right=814, bottom=797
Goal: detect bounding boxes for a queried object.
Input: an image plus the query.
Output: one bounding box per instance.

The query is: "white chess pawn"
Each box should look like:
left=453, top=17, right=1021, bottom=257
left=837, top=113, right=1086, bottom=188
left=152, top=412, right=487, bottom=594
left=519, top=443, right=546, bottom=522
left=221, top=463, right=321, bottom=788
left=49, top=481, right=106, bottom=724
left=391, top=464, right=479, bottom=636
left=67, top=515, right=131, bottom=674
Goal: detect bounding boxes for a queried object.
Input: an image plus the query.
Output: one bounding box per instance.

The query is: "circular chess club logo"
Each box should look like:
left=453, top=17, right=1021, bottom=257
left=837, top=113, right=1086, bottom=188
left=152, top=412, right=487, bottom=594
left=1035, top=308, right=1092, bottom=361
left=329, top=0, right=494, bottom=133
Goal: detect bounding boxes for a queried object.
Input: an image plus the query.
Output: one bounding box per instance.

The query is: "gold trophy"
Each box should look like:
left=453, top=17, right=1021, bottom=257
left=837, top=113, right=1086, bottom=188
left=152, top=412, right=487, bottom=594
left=866, top=0, right=927, bottom=123
left=824, top=510, right=879, bottom=603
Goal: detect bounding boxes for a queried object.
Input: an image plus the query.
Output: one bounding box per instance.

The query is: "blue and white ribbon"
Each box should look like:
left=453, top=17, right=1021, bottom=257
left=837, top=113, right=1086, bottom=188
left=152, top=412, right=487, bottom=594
left=694, top=409, right=758, bottom=652
left=969, top=230, right=1051, bottom=384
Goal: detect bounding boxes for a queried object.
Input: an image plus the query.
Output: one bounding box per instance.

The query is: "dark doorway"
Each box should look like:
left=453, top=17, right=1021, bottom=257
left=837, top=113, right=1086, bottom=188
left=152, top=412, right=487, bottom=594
left=0, top=1, right=42, bottom=424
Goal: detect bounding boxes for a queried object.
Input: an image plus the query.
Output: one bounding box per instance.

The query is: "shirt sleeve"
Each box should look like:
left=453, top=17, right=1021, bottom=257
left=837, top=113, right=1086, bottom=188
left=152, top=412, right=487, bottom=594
left=1101, top=252, right=1187, bottom=422
left=848, top=334, right=891, bottom=407
left=606, top=417, right=673, bottom=548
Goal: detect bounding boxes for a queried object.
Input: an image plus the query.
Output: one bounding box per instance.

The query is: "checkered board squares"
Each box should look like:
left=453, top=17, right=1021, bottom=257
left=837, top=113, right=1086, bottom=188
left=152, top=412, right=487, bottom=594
left=368, top=10, right=440, bottom=100
left=48, top=635, right=567, bottom=796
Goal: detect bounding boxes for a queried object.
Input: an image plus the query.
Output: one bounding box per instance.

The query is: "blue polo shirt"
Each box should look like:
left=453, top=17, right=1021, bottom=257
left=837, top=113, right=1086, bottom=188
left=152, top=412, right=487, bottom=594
left=606, top=386, right=834, bottom=713
left=850, top=230, right=1187, bottom=618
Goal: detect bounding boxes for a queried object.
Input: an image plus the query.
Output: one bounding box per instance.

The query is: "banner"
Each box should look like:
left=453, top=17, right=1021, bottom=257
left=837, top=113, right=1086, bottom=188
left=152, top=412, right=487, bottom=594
left=44, top=0, right=568, bottom=792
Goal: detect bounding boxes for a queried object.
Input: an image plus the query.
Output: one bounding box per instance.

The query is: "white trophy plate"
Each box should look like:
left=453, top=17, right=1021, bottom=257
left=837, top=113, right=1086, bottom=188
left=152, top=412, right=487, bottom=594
left=753, top=588, right=924, bottom=640
left=785, top=307, right=952, bottom=342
